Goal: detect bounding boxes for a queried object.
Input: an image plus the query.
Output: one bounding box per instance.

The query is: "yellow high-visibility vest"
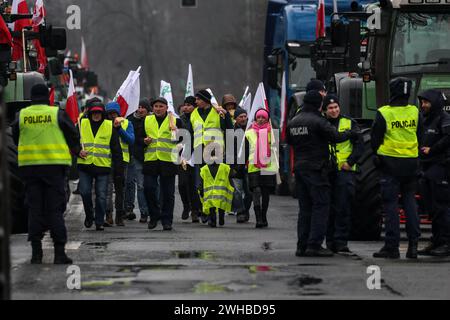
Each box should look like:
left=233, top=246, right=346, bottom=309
left=377, top=105, right=419, bottom=158
left=200, top=163, right=234, bottom=213
left=245, top=129, right=278, bottom=174
left=190, top=107, right=224, bottom=148
left=18, top=105, right=71, bottom=167
left=77, top=118, right=113, bottom=168
left=334, top=117, right=357, bottom=171
left=144, top=115, right=178, bottom=163
left=120, top=119, right=130, bottom=163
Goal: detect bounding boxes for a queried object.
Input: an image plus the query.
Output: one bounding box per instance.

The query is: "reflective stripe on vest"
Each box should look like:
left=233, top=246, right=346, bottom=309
left=77, top=119, right=113, bottom=168
left=377, top=105, right=419, bottom=158
left=18, top=105, right=71, bottom=167
left=200, top=163, right=234, bottom=213
left=190, top=107, right=224, bottom=148
left=245, top=129, right=278, bottom=174
left=335, top=117, right=357, bottom=171
left=144, top=115, right=178, bottom=163
left=120, top=119, right=130, bottom=163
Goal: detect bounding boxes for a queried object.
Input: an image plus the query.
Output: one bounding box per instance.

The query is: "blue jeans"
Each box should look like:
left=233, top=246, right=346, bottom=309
left=296, top=170, right=331, bottom=249
left=380, top=173, right=420, bottom=249
left=79, top=171, right=109, bottom=226
left=232, top=176, right=252, bottom=214
left=124, top=157, right=148, bottom=217
left=144, top=175, right=175, bottom=226
left=327, top=171, right=355, bottom=247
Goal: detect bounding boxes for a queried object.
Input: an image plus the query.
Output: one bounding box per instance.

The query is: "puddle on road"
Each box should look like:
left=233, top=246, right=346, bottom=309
left=117, top=265, right=184, bottom=273
left=194, top=282, right=229, bottom=294
left=172, top=251, right=215, bottom=260
left=248, top=265, right=275, bottom=273
left=84, top=242, right=109, bottom=250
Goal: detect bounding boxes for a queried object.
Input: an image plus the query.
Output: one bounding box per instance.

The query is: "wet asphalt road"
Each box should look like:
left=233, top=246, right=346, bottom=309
left=9, top=182, right=450, bottom=300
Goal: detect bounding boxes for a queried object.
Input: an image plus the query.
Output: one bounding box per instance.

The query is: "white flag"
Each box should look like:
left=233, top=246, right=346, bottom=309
left=185, top=64, right=194, bottom=98
left=160, top=80, right=179, bottom=118
left=238, top=86, right=250, bottom=107
left=206, top=88, right=219, bottom=107
left=246, top=83, right=268, bottom=130
left=242, top=92, right=252, bottom=113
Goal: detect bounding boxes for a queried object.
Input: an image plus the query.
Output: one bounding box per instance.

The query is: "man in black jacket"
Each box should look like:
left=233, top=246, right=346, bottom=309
left=77, top=99, right=123, bottom=231
left=323, top=95, right=363, bottom=253
left=371, top=77, right=422, bottom=259
left=417, top=89, right=450, bottom=257
left=124, top=99, right=151, bottom=223
left=12, top=84, right=83, bottom=264
left=287, top=90, right=353, bottom=257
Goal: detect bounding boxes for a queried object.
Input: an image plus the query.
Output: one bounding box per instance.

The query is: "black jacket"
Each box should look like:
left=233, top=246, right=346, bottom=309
left=12, top=107, right=82, bottom=177
left=418, top=90, right=450, bottom=169
left=371, top=98, right=423, bottom=177
left=127, top=112, right=146, bottom=163
left=77, top=118, right=123, bottom=176
left=328, top=115, right=364, bottom=169
left=141, top=113, right=183, bottom=176
left=286, top=103, right=352, bottom=172
left=232, top=122, right=249, bottom=179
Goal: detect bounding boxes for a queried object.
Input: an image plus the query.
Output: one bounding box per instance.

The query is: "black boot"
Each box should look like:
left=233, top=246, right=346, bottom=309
left=191, top=210, right=200, bottom=223
left=236, top=212, right=246, bottom=223
left=208, top=212, right=217, bottom=228
left=261, top=207, right=268, bottom=228
left=406, top=240, right=418, bottom=259
left=254, top=206, right=264, bottom=229
left=373, top=246, right=400, bottom=259
left=219, top=211, right=225, bottom=226
left=31, top=241, right=43, bottom=264
left=54, top=243, right=73, bottom=265
left=115, top=212, right=125, bottom=226
left=243, top=210, right=250, bottom=222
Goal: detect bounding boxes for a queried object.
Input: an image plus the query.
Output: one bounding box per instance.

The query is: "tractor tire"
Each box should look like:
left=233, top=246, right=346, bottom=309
left=350, top=128, right=383, bottom=241
left=6, top=127, right=28, bottom=234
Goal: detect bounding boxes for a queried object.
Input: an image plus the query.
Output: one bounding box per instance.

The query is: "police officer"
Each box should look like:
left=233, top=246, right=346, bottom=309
left=417, top=90, right=450, bottom=257
left=371, top=77, right=422, bottom=259
left=289, top=79, right=327, bottom=119
left=323, top=95, right=363, bottom=253
left=287, top=90, right=354, bottom=257
left=12, top=84, right=83, bottom=264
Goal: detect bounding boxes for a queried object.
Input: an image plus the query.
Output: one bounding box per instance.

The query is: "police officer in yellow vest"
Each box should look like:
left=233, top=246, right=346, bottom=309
left=188, top=90, right=233, bottom=223
left=12, top=84, right=83, bottom=264
left=105, top=102, right=135, bottom=227
left=77, top=99, right=123, bottom=231
left=142, top=97, right=183, bottom=231
left=371, top=77, right=423, bottom=259
left=323, top=95, right=363, bottom=253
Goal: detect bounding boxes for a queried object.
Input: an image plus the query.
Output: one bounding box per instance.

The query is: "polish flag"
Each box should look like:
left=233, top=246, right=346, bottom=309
left=65, top=69, right=80, bottom=124
left=32, top=0, right=46, bottom=27
left=32, top=0, right=47, bottom=74
left=115, top=67, right=141, bottom=117
left=10, top=0, right=32, bottom=61
left=316, top=0, right=326, bottom=39
left=238, top=86, right=249, bottom=108
left=0, top=16, right=12, bottom=46
left=81, top=37, right=88, bottom=69
left=64, top=50, right=71, bottom=68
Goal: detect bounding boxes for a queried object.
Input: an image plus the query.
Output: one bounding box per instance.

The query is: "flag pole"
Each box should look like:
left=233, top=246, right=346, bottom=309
left=22, top=29, right=27, bottom=72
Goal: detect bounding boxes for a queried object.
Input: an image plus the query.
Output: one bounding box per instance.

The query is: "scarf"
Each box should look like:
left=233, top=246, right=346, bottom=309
left=251, top=121, right=272, bottom=169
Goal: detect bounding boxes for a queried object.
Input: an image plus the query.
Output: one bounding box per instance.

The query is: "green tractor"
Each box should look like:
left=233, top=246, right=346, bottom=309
left=308, top=0, right=450, bottom=240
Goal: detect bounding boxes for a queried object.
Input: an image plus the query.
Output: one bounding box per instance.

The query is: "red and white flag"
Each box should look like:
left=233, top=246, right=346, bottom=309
left=66, top=69, right=80, bottom=124
left=81, top=37, right=89, bottom=69
left=316, top=0, right=326, bottom=39
left=32, top=0, right=47, bottom=74
left=115, top=67, right=141, bottom=117
left=64, top=50, right=71, bottom=68
left=32, top=0, right=46, bottom=27
left=10, top=0, right=32, bottom=61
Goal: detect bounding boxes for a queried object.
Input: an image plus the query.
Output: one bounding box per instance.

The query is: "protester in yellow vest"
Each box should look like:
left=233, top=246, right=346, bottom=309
left=77, top=99, right=123, bottom=231
left=142, top=97, right=183, bottom=231
left=323, top=95, right=363, bottom=253
left=12, top=84, right=83, bottom=265
left=198, top=144, right=235, bottom=227
left=188, top=89, right=234, bottom=224
left=104, top=102, right=135, bottom=227
left=246, top=109, right=277, bottom=228
left=371, top=77, right=422, bottom=259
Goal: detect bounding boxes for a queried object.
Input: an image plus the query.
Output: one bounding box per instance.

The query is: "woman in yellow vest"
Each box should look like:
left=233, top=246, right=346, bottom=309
left=143, top=97, right=183, bottom=231
left=77, top=99, right=124, bottom=231
left=323, top=95, right=363, bottom=253
left=246, top=109, right=277, bottom=228
left=198, top=144, right=235, bottom=227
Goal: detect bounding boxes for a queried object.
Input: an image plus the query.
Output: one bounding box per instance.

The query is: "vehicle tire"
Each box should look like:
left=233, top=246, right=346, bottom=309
left=350, top=128, right=383, bottom=241
left=6, top=127, right=28, bottom=234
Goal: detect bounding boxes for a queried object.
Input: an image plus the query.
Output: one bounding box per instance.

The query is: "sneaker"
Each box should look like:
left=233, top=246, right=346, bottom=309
left=418, top=242, right=438, bottom=256
left=148, top=220, right=158, bottom=230
left=429, top=244, right=450, bottom=257
left=201, top=213, right=209, bottom=224
left=96, top=225, right=105, bottom=231
left=181, top=209, right=190, bottom=221
left=163, top=225, right=173, bottom=231
left=191, top=211, right=200, bottom=223
left=236, top=213, right=247, bottom=224
left=305, top=247, right=334, bottom=257
left=373, top=246, right=400, bottom=259
left=139, top=216, right=148, bottom=224
left=84, top=218, right=94, bottom=228
left=103, top=222, right=113, bottom=228
left=335, top=244, right=351, bottom=253
left=126, top=213, right=137, bottom=221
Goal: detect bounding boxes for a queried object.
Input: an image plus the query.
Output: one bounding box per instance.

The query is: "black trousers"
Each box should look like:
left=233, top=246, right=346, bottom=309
left=24, top=173, right=68, bottom=244
left=178, top=166, right=201, bottom=212
left=144, top=174, right=175, bottom=226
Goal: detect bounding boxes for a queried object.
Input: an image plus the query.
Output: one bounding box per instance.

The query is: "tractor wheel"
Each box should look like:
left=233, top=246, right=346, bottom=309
left=350, top=129, right=383, bottom=241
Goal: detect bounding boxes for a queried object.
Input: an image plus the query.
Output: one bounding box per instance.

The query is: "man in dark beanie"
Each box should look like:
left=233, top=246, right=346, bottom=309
left=290, top=79, right=328, bottom=119
left=12, top=83, right=83, bottom=264
left=323, top=94, right=363, bottom=253
left=371, top=77, right=422, bottom=259
left=287, top=90, right=354, bottom=257
left=187, top=89, right=234, bottom=223
left=124, top=98, right=151, bottom=222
